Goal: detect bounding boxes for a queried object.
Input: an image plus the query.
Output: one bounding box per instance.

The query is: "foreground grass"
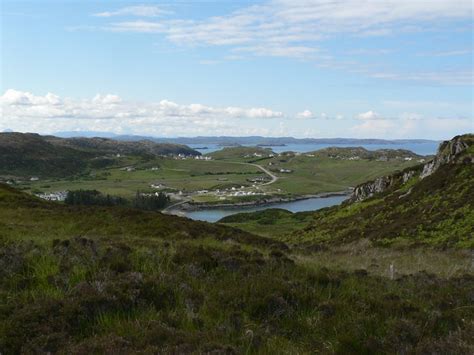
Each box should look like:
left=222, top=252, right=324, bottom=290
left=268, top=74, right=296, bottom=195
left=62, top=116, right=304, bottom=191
left=1, top=236, right=473, bottom=354
left=1, top=183, right=473, bottom=353
left=219, top=209, right=314, bottom=238
left=296, top=240, right=473, bottom=278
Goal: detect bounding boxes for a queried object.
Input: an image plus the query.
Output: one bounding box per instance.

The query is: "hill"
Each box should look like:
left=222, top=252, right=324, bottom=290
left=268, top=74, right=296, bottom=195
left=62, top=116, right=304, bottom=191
left=308, top=146, right=424, bottom=160
left=0, top=133, right=92, bottom=178
left=54, top=131, right=439, bottom=146
left=316, top=134, right=474, bottom=248
left=1, top=181, right=473, bottom=353
left=0, top=132, right=199, bottom=178
left=221, top=135, right=474, bottom=248
left=45, top=136, right=200, bottom=157
left=1, top=135, right=473, bottom=353
left=207, top=146, right=274, bottom=161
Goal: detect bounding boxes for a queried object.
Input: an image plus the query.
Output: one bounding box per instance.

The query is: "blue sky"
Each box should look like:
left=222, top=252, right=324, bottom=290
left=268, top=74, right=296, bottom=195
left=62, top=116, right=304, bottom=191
left=1, top=0, right=473, bottom=139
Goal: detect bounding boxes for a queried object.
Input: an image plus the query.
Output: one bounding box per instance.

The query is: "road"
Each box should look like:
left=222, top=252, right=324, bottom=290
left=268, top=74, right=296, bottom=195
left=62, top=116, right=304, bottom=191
left=247, top=163, right=278, bottom=185
left=162, top=160, right=278, bottom=213
left=161, top=195, right=191, bottom=213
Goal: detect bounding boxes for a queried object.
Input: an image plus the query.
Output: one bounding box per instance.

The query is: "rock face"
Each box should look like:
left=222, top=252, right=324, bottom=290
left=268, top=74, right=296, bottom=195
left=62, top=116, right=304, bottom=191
left=420, top=136, right=470, bottom=178
left=402, top=170, right=416, bottom=183
left=349, top=134, right=473, bottom=203
left=351, top=176, right=394, bottom=202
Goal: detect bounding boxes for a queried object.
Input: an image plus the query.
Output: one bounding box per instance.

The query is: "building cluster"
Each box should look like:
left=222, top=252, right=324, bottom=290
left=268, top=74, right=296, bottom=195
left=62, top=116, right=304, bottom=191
left=188, top=184, right=267, bottom=200
left=243, top=152, right=275, bottom=159
left=173, top=154, right=211, bottom=160
left=36, top=191, right=68, bottom=201
left=150, top=183, right=164, bottom=189
left=194, top=155, right=212, bottom=160
left=247, top=176, right=268, bottom=183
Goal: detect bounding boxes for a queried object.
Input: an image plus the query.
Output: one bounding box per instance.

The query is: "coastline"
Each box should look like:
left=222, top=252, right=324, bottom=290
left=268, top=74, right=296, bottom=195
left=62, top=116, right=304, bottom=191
left=165, top=190, right=351, bottom=213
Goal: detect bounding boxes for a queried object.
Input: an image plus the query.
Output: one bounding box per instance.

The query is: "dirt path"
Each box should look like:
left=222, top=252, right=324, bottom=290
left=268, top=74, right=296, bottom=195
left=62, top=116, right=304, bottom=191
left=247, top=163, right=278, bottom=185
left=162, top=160, right=278, bottom=213
left=205, top=160, right=279, bottom=185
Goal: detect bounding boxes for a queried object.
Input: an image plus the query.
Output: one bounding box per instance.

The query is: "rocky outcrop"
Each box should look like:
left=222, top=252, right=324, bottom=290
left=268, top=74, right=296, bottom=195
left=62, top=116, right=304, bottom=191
left=350, top=175, right=395, bottom=202
left=420, top=135, right=470, bottom=178
left=402, top=170, right=416, bottom=183
left=350, top=134, right=473, bottom=203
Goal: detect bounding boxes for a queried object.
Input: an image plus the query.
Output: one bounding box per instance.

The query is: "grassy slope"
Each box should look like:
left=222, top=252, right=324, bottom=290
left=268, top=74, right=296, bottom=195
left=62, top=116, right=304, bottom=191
left=220, top=135, right=474, bottom=249
left=0, top=133, right=92, bottom=178
left=265, top=154, right=420, bottom=195
left=0, top=132, right=198, bottom=179
left=219, top=208, right=314, bottom=238
left=221, top=162, right=474, bottom=249
left=208, top=146, right=274, bottom=162
left=290, top=162, right=474, bottom=249
left=1, top=184, right=473, bottom=353
left=20, top=158, right=263, bottom=198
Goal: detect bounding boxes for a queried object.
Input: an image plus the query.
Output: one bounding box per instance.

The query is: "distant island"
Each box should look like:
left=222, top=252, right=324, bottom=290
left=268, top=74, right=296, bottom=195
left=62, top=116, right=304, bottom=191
left=55, top=131, right=440, bottom=146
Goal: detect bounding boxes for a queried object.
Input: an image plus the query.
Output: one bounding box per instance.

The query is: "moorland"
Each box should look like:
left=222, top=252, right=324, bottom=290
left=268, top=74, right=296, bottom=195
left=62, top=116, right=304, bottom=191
left=0, top=134, right=473, bottom=353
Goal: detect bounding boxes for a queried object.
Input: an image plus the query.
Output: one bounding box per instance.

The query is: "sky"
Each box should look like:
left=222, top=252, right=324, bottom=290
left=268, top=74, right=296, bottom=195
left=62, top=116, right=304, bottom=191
left=0, top=0, right=473, bottom=139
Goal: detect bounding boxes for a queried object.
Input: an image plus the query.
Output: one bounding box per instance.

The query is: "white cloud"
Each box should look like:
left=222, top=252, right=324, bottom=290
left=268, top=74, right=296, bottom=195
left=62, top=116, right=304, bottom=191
left=94, top=5, right=172, bottom=18
left=1, top=89, right=62, bottom=106
left=234, top=45, right=320, bottom=59
left=108, top=21, right=166, bottom=33
left=357, top=110, right=381, bottom=120
left=369, top=70, right=474, bottom=86
left=351, top=119, right=399, bottom=137
left=92, top=94, right=122, bottom=105
left=2, top=90, right=470, bottom=139
left=93, top=0, right=472, bottom=85
left=297, top=110, right=314, bottom=119
left=100, top=1, right=471, bottom=49
left=0, top=89, right=285, bottom=136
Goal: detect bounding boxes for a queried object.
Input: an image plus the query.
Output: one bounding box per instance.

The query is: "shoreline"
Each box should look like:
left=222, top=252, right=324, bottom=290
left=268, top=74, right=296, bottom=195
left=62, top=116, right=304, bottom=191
left=165, top=190, right=351, bottom=213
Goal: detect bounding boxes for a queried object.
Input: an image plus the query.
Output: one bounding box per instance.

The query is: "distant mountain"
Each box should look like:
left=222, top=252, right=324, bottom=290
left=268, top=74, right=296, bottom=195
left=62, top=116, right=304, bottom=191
left=154, top=136, right=438, bottom=145
left=54, top=131, right=119, bottom=138
left=0, top=132, right=200, bottom=178
left=53, top=131, right=440, bottom=145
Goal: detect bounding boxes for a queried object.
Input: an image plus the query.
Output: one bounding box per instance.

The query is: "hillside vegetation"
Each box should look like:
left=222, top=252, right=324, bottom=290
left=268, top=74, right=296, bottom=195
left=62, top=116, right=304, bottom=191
left=1, top=135, right=473, bottom=353
left=208, top=146, right=274, bottom=162
left=220, top=135, right=474, bottom=248
left=0, top=133, right=199, bottom=178
left=0, top=183, right=473, bottom=353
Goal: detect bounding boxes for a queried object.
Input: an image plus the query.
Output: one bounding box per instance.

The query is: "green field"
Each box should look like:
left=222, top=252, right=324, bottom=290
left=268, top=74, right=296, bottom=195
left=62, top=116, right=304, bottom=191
left=262, top=155, right=419, bottom=195
left=18, top=157, right=263, bottom=198
left=14, top=147, right=421, bottom=204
